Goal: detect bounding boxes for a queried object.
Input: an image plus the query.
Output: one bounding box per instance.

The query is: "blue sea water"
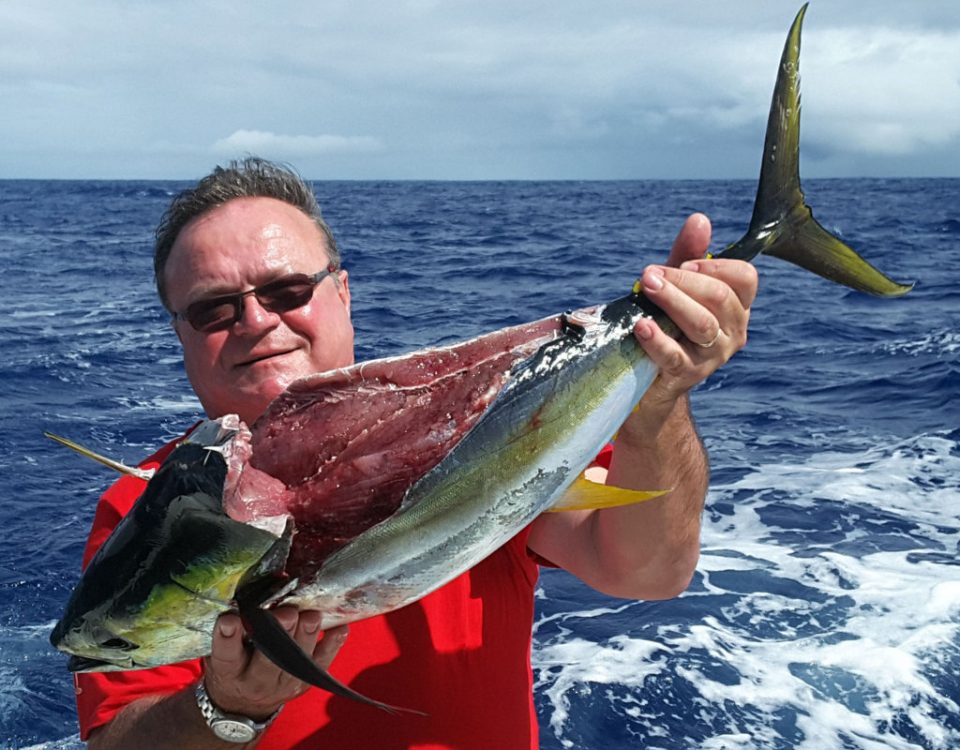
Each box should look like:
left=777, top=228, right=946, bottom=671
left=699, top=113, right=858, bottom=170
left=0, top=177, right=958, bottom=749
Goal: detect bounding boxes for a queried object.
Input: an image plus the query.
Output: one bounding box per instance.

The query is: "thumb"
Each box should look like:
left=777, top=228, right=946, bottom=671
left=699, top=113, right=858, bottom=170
left=667, top=213, right=712, bottom=268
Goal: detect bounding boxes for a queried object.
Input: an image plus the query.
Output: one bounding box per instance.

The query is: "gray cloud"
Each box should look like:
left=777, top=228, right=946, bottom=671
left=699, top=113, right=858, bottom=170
left=0, top=0, right=957, bottom=178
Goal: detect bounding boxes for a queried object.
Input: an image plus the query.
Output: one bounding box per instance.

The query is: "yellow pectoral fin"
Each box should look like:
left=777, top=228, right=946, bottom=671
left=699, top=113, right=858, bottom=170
left=548, top=476, right=669, bottom=512
left=44, top=432, right=156, bottom=481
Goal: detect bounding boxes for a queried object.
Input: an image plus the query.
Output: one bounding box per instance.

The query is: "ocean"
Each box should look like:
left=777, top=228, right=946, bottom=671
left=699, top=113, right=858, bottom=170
left=1, top=177, right=957, bottom=749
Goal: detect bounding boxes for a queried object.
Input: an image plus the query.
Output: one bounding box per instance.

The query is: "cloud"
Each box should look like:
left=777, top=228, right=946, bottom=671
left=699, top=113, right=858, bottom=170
left=618, top=21, right=960, bottom=167
left=2, top=1, right=958, bottom=178
left=798, top=28, right=960, bottom=158
left=212, top=130, right=384, bottom=158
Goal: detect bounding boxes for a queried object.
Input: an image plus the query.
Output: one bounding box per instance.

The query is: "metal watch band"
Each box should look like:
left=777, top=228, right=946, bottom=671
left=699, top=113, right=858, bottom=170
left=194, top=681, right=282, bottom=743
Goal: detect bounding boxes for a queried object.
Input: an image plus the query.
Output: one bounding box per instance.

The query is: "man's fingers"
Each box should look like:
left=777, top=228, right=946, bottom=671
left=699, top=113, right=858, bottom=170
left=208, top=613, right=248, bottom=680
left=667, top=213, right=712, bottom=268
left=680, top=258, right=759, bottom=309
left=205, top=607, right=332, bottom=715
left=641, top=267, right=722, bottom=348
left=243, top=606, right=300, bottom=677
left=294, top=610, right=322, bottom=652
left=313, top=625, right=349, bottom=670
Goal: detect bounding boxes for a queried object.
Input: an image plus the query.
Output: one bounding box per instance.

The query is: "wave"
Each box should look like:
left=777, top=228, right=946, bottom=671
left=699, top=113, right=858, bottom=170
left=534, top=432, right=960, bottom=749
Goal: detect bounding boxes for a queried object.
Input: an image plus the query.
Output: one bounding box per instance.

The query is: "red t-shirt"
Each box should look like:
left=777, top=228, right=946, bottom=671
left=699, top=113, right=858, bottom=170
left=73, top=437, right=612, bottom=749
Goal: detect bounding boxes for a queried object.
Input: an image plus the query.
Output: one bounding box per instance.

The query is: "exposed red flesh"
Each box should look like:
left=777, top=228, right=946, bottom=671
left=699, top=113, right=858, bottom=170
left=246, top=316, right=562, bottom=576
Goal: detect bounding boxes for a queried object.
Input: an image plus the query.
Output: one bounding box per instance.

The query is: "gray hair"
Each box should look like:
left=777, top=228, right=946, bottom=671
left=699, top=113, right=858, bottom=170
left=154, top=157, right=340, bottom=311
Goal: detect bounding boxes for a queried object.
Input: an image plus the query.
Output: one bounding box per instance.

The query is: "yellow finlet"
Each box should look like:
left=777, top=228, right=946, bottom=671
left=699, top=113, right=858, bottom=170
left=548, top=475, right=669, bottom=512
left=44, top=432, right=155, bottom=481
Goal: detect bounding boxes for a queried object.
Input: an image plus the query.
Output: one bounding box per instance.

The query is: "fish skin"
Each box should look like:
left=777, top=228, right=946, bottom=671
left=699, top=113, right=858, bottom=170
left=285, top=307, right=659, bottom=627
left=50, top=3, right=912, bottom=710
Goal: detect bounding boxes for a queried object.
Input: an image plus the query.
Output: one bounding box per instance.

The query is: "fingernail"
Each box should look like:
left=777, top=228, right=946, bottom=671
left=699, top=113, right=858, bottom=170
left=681, top=261, right=700, bottom=272
left=330, top=626, right=349, bottom=645
left=644, top=268, right=664, bottom=291
left=635, top=321, right=654, bottom=341
left=219, top=622, right=236, bottom=638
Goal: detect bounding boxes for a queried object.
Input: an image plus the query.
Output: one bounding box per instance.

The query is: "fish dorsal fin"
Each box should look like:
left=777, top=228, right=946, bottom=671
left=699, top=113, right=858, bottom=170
left=43, top=432, right=155, bottom=481
left=548, top=475, right=668, bottom=512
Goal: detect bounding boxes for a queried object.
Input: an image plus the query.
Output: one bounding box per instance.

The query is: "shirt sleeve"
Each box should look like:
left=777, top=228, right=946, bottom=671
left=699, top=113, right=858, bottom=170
left=591, top=443, right=614, bottom=470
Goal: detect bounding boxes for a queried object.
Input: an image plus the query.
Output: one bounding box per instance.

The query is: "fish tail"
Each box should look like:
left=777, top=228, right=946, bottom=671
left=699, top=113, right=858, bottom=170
left=235, top=579, right=425, bottom=716
left=712, top=3, right=913, bottom=298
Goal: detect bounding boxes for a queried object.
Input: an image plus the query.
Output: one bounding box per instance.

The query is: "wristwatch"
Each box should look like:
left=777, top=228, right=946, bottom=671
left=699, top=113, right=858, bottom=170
left=195, top=681, right=282, bottom=744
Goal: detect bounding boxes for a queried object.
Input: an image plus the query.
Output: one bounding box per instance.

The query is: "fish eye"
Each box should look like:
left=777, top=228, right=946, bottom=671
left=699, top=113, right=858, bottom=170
left=99, top=636, right=138, bottom=651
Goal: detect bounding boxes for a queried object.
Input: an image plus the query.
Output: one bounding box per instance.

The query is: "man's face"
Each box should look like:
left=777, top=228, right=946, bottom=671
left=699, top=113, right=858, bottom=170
left=165, top=197, right=355, bottom=425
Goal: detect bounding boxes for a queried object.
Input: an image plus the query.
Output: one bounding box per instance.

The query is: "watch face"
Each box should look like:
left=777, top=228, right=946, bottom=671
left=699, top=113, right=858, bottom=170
left=212, top=718, right=258, bottom=743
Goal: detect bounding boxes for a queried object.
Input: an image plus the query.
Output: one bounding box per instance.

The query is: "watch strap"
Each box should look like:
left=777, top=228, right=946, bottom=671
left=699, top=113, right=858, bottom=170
left=194, top=680, right=282, bottom=743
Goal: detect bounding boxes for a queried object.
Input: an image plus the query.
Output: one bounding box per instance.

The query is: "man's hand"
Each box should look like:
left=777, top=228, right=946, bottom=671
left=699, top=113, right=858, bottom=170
left=528, top=212, right=758, bottom=601
left=630, top=212, right=757, bottom=412
left=204, top=608, right=348, bottom=720
left=87, top=610, right=348, bottom=749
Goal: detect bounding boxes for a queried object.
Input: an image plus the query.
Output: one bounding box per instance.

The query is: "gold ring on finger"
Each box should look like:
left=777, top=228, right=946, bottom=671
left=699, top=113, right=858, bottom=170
left=697, top=330, right=722, bottom=348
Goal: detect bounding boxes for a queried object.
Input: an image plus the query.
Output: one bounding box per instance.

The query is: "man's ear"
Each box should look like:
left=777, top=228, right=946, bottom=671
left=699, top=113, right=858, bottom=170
left=171, top=317, right=185, bottom=345
left=336, top=269, right=351, bottom=316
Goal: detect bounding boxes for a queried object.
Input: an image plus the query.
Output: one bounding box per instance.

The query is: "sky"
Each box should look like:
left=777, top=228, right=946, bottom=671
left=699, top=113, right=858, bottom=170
left=1, top=0, right=958, bottom=180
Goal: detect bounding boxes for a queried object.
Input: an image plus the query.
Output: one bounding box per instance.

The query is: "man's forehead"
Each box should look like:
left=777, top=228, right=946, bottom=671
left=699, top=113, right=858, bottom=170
left=175, top=198, right=328, bottom=256
left=186, top=196, right=316, bottom=232
left=166, top=198, right=330, bottom=293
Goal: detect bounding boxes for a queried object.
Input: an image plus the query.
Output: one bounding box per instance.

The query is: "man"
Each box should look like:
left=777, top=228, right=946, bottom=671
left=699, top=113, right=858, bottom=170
left=76, top=158, right=757, bottom=748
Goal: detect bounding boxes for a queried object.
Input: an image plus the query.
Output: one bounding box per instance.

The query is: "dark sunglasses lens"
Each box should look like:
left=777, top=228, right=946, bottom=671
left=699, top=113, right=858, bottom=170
left=184, top=274, right=322, bottom=332
left=256, top=277, right=316, bottom=312
left=186, top=298, right=238, bottom=332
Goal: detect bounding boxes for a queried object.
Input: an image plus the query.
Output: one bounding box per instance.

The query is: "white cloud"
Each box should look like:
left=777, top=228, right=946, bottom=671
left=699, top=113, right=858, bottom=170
left=799, top=28, right=960, bottom=157
left=212, top=130, right=383, bottom=157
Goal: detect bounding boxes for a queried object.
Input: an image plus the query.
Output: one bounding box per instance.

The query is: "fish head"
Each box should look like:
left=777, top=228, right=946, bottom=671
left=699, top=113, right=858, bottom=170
left=50, top=583, right=223, bottom=671
left=51, top=420, right=293, bottom=671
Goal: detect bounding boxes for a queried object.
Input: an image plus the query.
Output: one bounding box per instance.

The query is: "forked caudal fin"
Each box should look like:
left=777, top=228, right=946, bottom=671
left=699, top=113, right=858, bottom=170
left=235, top=579, right=426, bottom=716
left=712, top=4, right=913, bottom=298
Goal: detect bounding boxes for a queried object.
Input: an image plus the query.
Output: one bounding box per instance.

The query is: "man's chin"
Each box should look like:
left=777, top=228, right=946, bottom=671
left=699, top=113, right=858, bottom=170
left=218, top=374, right=300, bottom=425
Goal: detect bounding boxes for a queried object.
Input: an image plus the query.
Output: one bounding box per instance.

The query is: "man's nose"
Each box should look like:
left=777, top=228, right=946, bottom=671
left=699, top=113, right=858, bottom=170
left=233, top=292, right=280, bottom=334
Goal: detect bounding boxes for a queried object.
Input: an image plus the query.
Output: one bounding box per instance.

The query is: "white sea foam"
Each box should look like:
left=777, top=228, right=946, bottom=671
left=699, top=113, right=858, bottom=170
left=0, top=624, right=82, bottom=750
left=533, top=633, right=671, bottom=747
left=535, top=432, right=960, bottom=749
left=114, top=393, right=202, bottom=415
left=877, top=328, right=960, bottom=357
left=13, top=739, right=83, bottom=750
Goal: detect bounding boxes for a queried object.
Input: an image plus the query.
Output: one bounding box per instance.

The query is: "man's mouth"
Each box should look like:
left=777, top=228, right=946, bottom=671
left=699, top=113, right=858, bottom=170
left=235, top=349, right=295, bottom=368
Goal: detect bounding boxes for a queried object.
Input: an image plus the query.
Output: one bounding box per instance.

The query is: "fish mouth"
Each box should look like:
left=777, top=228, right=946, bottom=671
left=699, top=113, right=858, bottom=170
left=67, top=654, right=128, bottom=672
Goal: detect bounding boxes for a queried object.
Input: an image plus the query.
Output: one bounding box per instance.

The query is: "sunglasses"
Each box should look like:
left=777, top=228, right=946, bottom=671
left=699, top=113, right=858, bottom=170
left=174, top=264, right=338, bottom=332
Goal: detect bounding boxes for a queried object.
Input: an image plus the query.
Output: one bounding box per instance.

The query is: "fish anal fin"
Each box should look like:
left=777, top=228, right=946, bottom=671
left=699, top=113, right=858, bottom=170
left=548, top=476, right=669, bottom=512
left=236, top=594, right=425, bottom=716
